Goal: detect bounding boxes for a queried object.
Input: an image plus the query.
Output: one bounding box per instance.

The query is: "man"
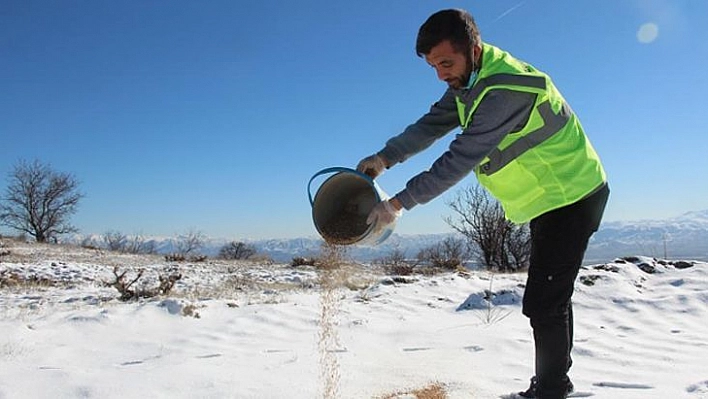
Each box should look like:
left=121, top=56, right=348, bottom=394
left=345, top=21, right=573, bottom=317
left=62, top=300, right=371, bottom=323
left=356, top=9, right=609, bottom=399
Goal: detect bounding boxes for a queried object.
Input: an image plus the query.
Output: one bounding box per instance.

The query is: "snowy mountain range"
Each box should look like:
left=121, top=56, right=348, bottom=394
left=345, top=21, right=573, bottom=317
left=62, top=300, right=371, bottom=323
left=214, top=211, right=705, bottom=262
left=588, top=209, right=708, bottom=262
left=63, top=210, right=708, bottom=263
left=244, top=210, right=708, bottom=263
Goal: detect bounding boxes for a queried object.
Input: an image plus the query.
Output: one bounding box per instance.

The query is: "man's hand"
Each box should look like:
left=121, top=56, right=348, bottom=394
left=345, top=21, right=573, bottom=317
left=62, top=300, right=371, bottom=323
left=356, top=154, right=387, bottom=179
left=366, top=199, right=403, bottom=232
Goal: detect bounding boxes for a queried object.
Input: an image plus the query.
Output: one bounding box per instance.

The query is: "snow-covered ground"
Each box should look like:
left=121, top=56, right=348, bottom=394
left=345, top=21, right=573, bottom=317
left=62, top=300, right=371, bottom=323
left=1, top=239, right=706, bottom=399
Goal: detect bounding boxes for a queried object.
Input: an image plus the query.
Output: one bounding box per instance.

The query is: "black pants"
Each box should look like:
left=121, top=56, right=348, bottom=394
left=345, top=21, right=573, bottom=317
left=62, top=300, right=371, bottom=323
left=522, top=184, right=609, bottom=399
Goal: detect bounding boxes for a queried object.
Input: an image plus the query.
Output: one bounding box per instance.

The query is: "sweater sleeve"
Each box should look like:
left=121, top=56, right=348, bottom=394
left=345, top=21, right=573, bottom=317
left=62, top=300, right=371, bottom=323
left=378, top=89, right=460, bottom=166
left=394, top=89, right=536, bottom=210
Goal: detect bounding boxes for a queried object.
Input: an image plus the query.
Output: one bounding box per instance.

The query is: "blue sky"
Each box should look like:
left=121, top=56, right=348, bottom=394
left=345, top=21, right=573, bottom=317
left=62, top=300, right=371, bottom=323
left=2, top=0, right=707, bottom=240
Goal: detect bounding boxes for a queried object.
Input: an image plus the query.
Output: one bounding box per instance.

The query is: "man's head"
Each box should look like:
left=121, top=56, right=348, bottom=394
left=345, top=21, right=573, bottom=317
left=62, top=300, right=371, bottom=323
left=416, top=9, right=482, bottom=89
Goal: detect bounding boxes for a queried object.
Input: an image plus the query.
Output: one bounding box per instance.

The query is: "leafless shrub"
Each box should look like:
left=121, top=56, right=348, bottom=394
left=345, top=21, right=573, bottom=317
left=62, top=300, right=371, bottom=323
left=165, top=253, right=186, bottom=262
left=103, top=266, right=182, bottom=301
left=386, top=263, right=415, bottom=276
left=104, top=267, right=144, bottom=301
left=218, top=241, right=256, bottom=260
left=417, top=236, right=468, bottom=270
left=175, top=229, right=205, bottom=256
left=446, top=184, right=530, bottom=272
left=164, top=253, right=206, bottom=263
left=102, top=231, right=155, bottom=254
left=374, top=247, right=416, bottom=275
left=102, top=230, right=126, bottom=251
left=124, top=234, right=157, bottom=254
left=292, top=256, right=317, bottom=267
left=157, top=272, right=182, bottom=295
left=80, top=236, right=102, bottom=252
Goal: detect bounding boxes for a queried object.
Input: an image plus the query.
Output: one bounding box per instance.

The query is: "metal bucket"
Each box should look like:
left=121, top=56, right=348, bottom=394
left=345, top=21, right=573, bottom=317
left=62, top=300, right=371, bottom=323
left=308, top=167, right=395, bottom=246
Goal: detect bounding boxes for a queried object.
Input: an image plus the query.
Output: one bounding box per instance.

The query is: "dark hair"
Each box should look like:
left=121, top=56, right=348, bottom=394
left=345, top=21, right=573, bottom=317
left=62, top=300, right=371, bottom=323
left=415, top=9, right=481, bottom=57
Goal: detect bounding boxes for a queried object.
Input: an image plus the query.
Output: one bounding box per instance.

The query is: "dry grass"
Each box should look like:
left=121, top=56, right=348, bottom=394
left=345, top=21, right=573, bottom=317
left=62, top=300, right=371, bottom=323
left=378, top=382, right=448, bottom=399
left=0, top=239, right=165, bottom=268
left=177, top=270, right=315, bottom=304
left=0, top=269, right=60, bottom=289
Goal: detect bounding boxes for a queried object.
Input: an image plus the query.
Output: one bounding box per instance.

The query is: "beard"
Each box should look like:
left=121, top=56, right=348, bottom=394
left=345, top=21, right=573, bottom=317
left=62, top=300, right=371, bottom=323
left=446, top=52, right=475, bottom=89
left=446, top=75, right=469, bottom=89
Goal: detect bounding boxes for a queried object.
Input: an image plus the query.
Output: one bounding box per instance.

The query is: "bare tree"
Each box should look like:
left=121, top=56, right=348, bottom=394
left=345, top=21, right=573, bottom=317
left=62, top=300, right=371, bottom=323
left=80, top=236, right=101, bottom=250
left=175, top=229, right=205, bottom=256
left=218, top=241, right=256, bottom=260
left=0, top=160, right=83, bottom=243
left=445, top=184, right=530, bottom=272
left=103, top=230, right=127, bottom=251
left=102, top=230, right=156, bottom=254
left=124, top=233, right=156, bottom=254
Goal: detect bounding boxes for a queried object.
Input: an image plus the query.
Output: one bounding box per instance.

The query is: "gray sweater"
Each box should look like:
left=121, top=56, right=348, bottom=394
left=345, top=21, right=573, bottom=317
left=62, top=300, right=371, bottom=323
left=379, top=88, right=536, bottom=210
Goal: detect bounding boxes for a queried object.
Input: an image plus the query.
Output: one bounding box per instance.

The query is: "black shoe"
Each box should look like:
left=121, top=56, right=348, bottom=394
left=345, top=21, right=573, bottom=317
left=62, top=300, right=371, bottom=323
left=518, top=376, right=574, bottom=398
left=517, top=376, right=538, bottom=398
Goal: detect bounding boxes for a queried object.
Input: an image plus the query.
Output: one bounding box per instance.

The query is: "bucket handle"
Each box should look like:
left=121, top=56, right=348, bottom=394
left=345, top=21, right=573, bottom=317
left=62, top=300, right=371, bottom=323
left=307, top=166, right=375, bottom=206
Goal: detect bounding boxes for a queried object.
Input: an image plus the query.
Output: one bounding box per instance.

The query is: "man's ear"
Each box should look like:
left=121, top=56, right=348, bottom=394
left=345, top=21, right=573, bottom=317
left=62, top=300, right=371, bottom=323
left=472, top=43, right=482, bottom=64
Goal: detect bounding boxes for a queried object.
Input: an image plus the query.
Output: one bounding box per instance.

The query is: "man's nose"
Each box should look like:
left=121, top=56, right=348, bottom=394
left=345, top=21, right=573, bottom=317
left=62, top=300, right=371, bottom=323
left=435, top=67, right=447, bottom=81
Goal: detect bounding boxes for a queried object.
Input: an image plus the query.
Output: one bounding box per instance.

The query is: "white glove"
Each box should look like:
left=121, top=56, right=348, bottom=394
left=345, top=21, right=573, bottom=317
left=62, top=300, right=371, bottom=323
left=366, top=199, right=402, bottom=232
left=356, top=154, right=387, bottom=179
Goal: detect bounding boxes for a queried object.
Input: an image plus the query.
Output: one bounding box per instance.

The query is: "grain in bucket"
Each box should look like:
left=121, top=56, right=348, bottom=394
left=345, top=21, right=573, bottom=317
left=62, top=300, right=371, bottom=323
left=308, top=167, right=395, bottom=245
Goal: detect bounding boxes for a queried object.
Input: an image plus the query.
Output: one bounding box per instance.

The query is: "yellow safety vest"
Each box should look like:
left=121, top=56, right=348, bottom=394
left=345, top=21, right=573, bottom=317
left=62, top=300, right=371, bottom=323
left=456, top=44, right=606, bottom=223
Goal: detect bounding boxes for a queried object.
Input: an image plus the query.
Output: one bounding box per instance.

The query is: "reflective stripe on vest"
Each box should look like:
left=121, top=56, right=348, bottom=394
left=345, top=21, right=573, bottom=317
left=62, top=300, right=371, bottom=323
left=478, top=100, right=572, bottom=175
left=455, top=73, right=546, bottom=129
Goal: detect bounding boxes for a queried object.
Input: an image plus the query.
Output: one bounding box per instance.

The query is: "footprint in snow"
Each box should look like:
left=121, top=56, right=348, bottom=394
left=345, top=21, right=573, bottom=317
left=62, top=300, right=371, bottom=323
left=593, top=381, right=654, bottom=390
left=195, top=353, right=222, bottom=359
left=463, top=345, right=484, bottom=352
left=120, top=360, right=144, bottom=366
left=402, top=347, right=432, bottom=352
